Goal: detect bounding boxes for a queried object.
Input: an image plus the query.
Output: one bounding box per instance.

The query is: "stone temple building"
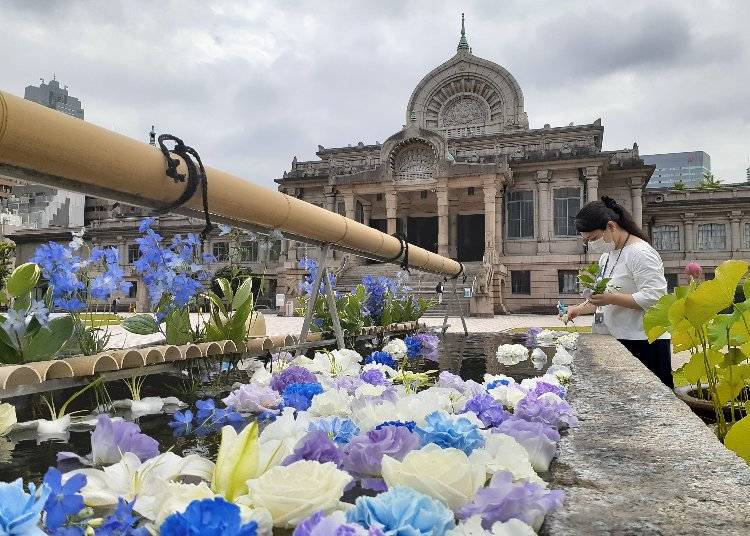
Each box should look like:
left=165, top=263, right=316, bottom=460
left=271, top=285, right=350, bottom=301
left=276, top=17, right=656, bottom=313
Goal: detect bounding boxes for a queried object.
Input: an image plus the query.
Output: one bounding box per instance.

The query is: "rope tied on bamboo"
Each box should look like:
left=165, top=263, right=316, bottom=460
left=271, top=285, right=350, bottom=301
left=156, top=134, right=213, bottom=240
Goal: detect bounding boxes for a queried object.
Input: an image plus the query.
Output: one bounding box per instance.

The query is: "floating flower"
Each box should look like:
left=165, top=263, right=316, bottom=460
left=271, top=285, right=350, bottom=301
left=487, top=384, right=527, bottom=411
left=346, top=486, right=455, bottom=536
left=551, top=346, right=574, bottom=366
left=212, top=422, right=260, bottom=502
left=365, top=351, right=397, bottom=369
left=382, top=339, right=408, bottom=361
left=282, top=431, right=343, bottom=468
left=472, top=434, right=543, bottom=484
left=308, top=417, right=360, bottom=445
left=332, top=375, right=367, bottom=394
left=0, top=478, right=50, bottom=535
left=0, top=403, right=16, bottom=436
left=282, top=383, right=324, bottom=411
left=495, top=345, right=528, bottom=366
left=360, top=369, right=390, bottom=387
left=447, top=515, right=536, bottom=536
left=89, top=415, right=159, bottom=466
left=270, top=366, right=319, bottom=394
left=417, top=411, right=485, bottom=455
left=242, top=460, right=352, bottom=528
left=148, top=481, right=216, bottom=527
left=308, top=389, right=353, bottom=417
left=438, top=372, right=485, bottom=397
left=555, top=333, right=578, bottom=351
left=42, top=467, right=85, bottom=530
left=160, top=497, right=258, bottom=536
left=343, top=425, right=422, bottom=490
left=374, top=420, right=418, bottom=432
left=414, top=333, right=440, bottom=361
left=404, top=335, right=423, bottom=360
left=169, top=409, right=194, bottom=436
left=461, top=393, right=512, bottom=429
left=222, top=384, right=283, bottom=414
left=458, top=470, right=564, bottom=531
left=514, top=393, right=578, bottom=429
left=99, top=497, right=149, bottom=535
left=293, top=510, right=377, bottom=536
left=546, top=365, right=573, bottom=384
left=494, top=418, right=560, bottom=473
left=382, top=443, right=487, bottom=511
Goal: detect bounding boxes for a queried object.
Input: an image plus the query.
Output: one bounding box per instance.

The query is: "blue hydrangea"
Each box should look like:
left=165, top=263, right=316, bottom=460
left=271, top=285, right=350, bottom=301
left=0, top=478, right=50, bottom=535
left=374, top=420, right=418, bottom=433
left=461, top=393, right=511, bottom=429
left=361, top=276, right=396, bottom=323
left=404, top=335, right=422, bottom=360
left=417, top=411, right=486, bottom=455
left=365, top=351, right=397, bottom=369
left=161, top=497, right=257, bottom=536
left=308, top=416, right=360, bottom=444
left=282, top=382, right=324, bottom=411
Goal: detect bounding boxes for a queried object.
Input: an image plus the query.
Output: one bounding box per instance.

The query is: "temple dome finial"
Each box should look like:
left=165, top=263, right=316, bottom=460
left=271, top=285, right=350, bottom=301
left=457, top=13, right=470, bottom=52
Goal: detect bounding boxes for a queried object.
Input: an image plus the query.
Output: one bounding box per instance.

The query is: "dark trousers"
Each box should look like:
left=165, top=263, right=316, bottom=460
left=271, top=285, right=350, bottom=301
left=618, top=338, right=674, bottom=389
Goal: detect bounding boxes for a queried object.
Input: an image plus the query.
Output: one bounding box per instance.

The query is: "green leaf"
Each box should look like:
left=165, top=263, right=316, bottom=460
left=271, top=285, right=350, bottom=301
left=725, top=415, right=750, bottom=463
left=228, top=297, right=254, bottom=343
left=23, top=315, right=74, bottom=361
left=217, top=278, right=233, bottom=305
left=232, top=277, right=254, bottom=311
left=677, top=349, right=723, bottom=385
left=720, top=347, right=748, bottom=368
left=643, top=293, right=677, bottom=343
left=205, top=290, right=229, bottom=319
left=685, top=260, right=749, bottom=328
left=121, top=314, right=160, bottom=335
left=165, top=309, right=192, bottom=345
left=6, top=263, right=40, bottom=298
left=716, top=365, right=750, bottom=404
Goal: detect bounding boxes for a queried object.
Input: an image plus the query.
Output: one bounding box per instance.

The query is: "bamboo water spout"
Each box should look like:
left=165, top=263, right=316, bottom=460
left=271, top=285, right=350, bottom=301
left=0, top=90, right=462, bottom=277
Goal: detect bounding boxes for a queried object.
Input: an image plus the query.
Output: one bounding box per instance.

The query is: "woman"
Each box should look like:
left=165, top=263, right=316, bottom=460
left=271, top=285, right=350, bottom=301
left=567, top=196, right=673, bottom=388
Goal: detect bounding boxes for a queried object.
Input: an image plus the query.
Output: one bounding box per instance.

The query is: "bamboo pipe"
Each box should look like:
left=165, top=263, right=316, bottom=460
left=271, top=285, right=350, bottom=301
left=0, top=91, right=463, bottom=277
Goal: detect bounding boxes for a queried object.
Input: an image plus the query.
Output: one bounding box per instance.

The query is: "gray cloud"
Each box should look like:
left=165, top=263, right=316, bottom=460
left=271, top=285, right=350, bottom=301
left=1, top=0, right=748, bottom=186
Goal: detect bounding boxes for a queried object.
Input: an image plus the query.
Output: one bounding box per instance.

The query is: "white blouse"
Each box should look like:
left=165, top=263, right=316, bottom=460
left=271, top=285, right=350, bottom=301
left=597, top=240, right=669, bottom=340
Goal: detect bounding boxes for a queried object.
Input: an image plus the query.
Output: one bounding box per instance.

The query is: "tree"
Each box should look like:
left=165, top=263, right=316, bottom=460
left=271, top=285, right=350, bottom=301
left=0, top=240, right=15, bottom=294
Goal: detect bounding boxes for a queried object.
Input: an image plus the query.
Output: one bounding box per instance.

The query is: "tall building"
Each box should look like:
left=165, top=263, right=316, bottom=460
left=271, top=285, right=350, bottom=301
left=642, top=151, right=710, bottom=188
left=24, top=77, right=84, bottom=119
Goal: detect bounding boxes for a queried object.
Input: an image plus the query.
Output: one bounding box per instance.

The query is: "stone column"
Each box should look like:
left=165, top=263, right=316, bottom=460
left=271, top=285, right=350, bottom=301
left=630, top=178, right=643, bottom=228
left=495, top=188, right=504, bottom=254
left=437, top=186, right=450, bottom=257
left=683, top=213, right=696, bottom=256
left=343, top=192, right=356, bottom=220
left=536, top=169, right=552, bottom=254
left=730, top=210, right=742, bottom=255
left=385, top=191, right=398, bottom=235
left=449, top=204, right=459, bottom=258
left=363, top=203, right=372, bottom=227
left=584, top=166, right=599, bottom=203
left=324, top=185, right=336, bottom=213
left=483, top=179, right=497, bottom=256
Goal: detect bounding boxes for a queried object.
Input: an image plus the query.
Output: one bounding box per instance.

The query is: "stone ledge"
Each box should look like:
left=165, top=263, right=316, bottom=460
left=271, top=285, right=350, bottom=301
left=543, top=334, right=750, bottom=536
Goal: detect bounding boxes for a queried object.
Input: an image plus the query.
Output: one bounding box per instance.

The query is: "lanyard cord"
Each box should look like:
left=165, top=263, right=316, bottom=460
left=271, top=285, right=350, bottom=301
left=601, top=233, right=631, bottom=278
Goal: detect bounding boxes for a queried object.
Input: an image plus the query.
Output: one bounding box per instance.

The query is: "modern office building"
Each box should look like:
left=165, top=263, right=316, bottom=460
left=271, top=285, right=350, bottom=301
left=642, top=151, right=711, bottom=188
left=24, top=77, right=84, bottom=119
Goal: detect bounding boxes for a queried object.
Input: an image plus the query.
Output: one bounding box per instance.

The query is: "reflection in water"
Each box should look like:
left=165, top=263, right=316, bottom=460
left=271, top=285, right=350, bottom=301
left=0, top=333, right=553, bottom=483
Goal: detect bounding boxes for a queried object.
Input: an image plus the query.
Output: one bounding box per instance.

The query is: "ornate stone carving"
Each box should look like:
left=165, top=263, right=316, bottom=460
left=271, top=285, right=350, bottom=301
left=394, top=143, right=435, bottom=181
left=441, top=97, right=487, bottom=127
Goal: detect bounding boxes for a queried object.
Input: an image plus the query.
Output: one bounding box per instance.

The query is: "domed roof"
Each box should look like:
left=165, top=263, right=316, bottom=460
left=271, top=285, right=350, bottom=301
left=405, top=15, right=529, bottom=138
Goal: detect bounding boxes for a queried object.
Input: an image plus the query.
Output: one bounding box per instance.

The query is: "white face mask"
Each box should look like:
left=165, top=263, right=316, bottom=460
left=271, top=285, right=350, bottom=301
left=587, top=232, right=615, bottom=254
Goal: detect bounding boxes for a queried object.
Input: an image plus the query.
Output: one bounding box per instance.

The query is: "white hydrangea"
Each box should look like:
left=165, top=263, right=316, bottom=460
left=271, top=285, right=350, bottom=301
left=354, top=383, right=388, bottom=398
left=448, top=515, right=536, bottom=536
left=495, top=344, right=529, bottom=366
left=546, top=364, right=573, bottom=383
left=535, top=329, right=566, bottom=344
left=483, top=374, right=517, bottom=388
left=487, top=384, right=527, bottom=410
left=551, top=346, right=574, bottom=366
left=308, top=389, right=353, bottom=417
left=556, top=332, right=579, bottom=351
left=382, top=338, right=408, bottom=361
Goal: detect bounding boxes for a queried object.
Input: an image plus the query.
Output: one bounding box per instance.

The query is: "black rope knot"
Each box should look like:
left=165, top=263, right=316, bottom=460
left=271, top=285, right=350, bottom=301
left=156, top=134, right=213, bottom=241
left=392, top=232, right=410, bottom=273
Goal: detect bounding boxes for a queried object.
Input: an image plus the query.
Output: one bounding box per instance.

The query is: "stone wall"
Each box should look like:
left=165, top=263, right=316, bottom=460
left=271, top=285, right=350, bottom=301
left=543, top=335, right=750, bottom=535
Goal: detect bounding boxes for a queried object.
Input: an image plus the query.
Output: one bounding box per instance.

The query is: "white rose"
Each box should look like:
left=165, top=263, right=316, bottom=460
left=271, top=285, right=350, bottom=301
left=148, top=481, right=215, bottom=526
left=354, top=383, right=388, bottom=398
left=381, top=443, right=486, bottom=511
left=551, top=346, right=574, bottom=366
left=382, top=338, right=407, bottom=361
left=242, top=460, right=352, bottom=527
left=495, top=344, right=528, bottom=366
left=473, top=433, right=543, bottom=485
left=0, top=403, right=17, bottom=436
left=308, top=389, right=353, bottom=417
left=487, top=385, right=527, bottom=410
left=448, top=515, right=536, bottom=536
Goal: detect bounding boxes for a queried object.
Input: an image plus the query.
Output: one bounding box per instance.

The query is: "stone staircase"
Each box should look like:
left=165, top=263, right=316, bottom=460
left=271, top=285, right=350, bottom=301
left=334, top=260, right=484, bottom=317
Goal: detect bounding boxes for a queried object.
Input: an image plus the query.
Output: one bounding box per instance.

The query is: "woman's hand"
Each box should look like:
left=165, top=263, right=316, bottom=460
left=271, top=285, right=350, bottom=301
left=567, top=304, right=583, bottom=321
left=587, top=293, right=614, bottom=306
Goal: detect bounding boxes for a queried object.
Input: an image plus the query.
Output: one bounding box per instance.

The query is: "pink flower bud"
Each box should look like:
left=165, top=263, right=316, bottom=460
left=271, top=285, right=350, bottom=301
left=684, top=261, right=702, bottom=279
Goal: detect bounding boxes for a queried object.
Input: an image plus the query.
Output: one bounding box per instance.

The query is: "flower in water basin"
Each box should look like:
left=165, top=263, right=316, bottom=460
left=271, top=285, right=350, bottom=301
left=160, top=497, right=258, bottom=536
left=41, top=467, right=86, bottom=530
left=0, top=478, right=50, bottom=535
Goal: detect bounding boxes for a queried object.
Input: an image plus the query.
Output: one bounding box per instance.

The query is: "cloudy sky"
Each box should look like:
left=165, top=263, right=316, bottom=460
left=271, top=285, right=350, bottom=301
left=2, top=0, right=749, bottom=188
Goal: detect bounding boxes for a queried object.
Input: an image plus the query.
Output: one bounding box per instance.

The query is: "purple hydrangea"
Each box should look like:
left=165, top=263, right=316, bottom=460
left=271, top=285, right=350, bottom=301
left=282, top=382, right=324, bottom=411
left=332, top=375, right=366, bottom=394
left=526, top=381, right=567, bottom=400
left=90, top=415, right=159, bottom=465
left=495, top=416, right=561, bottom=443
left=458, top=470, right=565, bottom=531
left=414, top=333, right=439, bottom=361
left=494, top=417, right=561, bottom=472
left=282, top=431, right=344, bottom=468
left=436, top=371, right=485, bottom=396
left=461, top=393, right=512, bottom=429
left=343, top=425, right=422, bottom=490
left=294, top=511, right=382, bottom=536
left=365, top=351, right=397, bottom=369
left=360, top=369, right=390, bottom=387
left=514, top=394, right=578, bottom=429
left=417, top=411, right=485, bottom=455
left=222, top=384, right=283, bottom=414
left=270, top=366, right=319, bottom=393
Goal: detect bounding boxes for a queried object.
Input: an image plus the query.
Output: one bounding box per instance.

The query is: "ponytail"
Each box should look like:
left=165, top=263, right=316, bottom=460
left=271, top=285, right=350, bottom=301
left=575, top=195, right=649, bottom=241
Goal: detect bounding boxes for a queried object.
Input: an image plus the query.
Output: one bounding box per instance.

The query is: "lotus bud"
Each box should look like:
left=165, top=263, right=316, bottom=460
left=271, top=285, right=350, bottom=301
left=684, top=261, right=702, bottom=280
